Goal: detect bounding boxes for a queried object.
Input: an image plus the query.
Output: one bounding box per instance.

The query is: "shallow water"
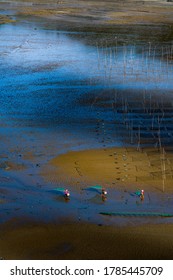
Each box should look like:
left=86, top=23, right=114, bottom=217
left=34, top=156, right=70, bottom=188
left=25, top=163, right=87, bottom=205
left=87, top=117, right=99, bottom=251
left=1, top=22, right=173, bottom=147
left=0, top=21, right=173, bottom=225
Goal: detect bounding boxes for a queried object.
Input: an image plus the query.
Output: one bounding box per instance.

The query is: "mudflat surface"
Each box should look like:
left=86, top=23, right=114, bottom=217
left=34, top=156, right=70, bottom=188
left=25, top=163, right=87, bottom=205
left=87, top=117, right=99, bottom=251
left=2, top=0, right=173, bottom=26
left=1, top=0, right=173, bottom=44
left=1, top=1, right=173, bottom=260
left=1, top=221, right=173, bottom=260
left=48, top=147, right=173, bottom=192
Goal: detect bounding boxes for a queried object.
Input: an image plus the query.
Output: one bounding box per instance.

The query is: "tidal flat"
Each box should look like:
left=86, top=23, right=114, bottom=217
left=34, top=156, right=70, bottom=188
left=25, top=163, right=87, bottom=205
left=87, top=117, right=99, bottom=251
left=1, top=0, right=173, bottom=259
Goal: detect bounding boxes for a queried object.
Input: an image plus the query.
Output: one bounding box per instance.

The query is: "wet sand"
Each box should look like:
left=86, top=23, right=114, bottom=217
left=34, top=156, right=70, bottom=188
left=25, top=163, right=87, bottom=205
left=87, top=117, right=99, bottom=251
left=2, top=143, right=173, bottom=259
left=1, top=0, right=173, bottom=45
left=0, top=14, right=14, bottom=24
left=2, top=0, right=173, bottom=26
left=44, top=146, right=173, bottom=193
left=1, top=220, right=173, bottom=260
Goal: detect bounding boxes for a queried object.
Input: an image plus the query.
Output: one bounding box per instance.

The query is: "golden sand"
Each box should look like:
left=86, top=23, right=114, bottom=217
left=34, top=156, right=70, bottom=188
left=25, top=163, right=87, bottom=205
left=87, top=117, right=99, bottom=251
left=41, top=146, right=173, bottom=193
